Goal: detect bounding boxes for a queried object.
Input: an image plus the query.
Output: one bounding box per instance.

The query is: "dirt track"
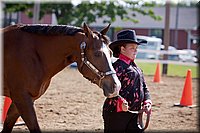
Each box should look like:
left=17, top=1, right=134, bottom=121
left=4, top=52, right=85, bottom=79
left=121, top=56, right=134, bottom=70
left=11, top=67, right=199, bottom=132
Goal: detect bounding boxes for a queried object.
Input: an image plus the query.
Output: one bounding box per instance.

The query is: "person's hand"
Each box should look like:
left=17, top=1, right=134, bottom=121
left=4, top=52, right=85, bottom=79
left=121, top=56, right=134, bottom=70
left=117, top=96, right=129, bottom=112
left=121, top=99, right=129, bottom=112
left=143, top=100, right=152, bottom=115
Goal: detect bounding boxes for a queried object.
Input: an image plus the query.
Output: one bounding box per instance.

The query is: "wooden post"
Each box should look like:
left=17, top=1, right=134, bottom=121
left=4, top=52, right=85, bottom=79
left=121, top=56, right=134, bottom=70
left=162, top=1, right=170, bottom=75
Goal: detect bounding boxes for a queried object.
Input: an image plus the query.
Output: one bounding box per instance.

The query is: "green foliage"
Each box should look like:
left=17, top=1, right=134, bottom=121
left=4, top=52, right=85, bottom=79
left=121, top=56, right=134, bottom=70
left=3, top=3, right=33, bottom=12
left=3, top=1, right=162, bottom=26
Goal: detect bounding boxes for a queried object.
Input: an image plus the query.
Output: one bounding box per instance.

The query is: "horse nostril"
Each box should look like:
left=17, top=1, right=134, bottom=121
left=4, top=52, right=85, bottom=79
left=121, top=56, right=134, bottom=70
left=101, top=73, right=121, bottom=97
left=102, top=82, right=121, bottom=98
left=102, top=83, right=113, bottom=96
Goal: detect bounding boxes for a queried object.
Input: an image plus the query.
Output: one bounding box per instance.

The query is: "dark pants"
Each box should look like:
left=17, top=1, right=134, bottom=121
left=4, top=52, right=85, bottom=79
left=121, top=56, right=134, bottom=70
left=103, top=111, right=144, bottom=133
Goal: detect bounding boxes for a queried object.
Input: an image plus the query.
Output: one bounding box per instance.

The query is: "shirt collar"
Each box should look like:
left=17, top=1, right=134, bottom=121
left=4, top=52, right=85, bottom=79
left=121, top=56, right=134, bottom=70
left=119, top=54, right=134, bottom=65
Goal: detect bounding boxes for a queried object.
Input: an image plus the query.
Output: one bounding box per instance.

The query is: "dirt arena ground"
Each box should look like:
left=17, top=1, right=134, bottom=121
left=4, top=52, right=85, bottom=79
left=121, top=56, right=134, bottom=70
left=8, top=67, right=199, bottom=132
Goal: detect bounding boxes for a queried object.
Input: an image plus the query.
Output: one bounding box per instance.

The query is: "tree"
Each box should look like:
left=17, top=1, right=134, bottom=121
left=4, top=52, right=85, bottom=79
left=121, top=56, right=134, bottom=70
left=3, top=1, right=161, bottom=26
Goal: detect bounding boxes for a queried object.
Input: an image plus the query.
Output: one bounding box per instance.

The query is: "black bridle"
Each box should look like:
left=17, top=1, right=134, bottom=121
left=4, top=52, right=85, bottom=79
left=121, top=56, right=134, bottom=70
left=79, top=42, right=116, bottom=87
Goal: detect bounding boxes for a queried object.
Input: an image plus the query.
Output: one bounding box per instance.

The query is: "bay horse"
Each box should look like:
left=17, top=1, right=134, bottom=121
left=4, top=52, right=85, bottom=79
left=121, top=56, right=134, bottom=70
left=2, top=23, right=121, bottom=133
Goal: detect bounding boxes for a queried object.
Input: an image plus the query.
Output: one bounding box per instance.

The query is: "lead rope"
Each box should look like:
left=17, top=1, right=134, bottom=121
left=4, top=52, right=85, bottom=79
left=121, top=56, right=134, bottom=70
left=118, top=95, right=151, bottom=130
left=128, top=106, right=150, bottom=130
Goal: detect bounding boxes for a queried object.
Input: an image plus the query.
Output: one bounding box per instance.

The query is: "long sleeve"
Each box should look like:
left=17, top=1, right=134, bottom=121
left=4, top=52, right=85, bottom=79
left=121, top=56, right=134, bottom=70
left=142, top=80, right=151, bottom=101
left=103, top=59, right=151, bottom=112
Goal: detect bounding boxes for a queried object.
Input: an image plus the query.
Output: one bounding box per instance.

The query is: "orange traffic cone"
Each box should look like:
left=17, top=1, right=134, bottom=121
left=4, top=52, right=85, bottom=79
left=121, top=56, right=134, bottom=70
left=174, top=69, right=196, bottom=107
left=1, top=97, right=12, bottom=123
left=153, top=63, right=161, bottom=83
left=1, top=97, right=25, bottom=126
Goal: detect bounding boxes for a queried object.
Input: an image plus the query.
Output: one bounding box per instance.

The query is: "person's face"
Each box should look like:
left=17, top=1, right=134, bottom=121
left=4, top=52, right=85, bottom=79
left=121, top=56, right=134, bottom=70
left=120, top=43, right=138, bottom=60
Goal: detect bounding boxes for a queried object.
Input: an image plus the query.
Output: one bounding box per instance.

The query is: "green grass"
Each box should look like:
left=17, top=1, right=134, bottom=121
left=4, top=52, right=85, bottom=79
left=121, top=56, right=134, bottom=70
left=136, top=62, right=199, bottom=78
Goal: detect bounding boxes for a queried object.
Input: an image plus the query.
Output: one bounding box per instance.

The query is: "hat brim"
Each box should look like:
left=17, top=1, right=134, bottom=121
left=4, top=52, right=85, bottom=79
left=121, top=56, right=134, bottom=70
left=109, top=40, right=137, bottom=51
left=109, top=39, right=147, bottom=52
left=109, top=39, right=147, bottom=58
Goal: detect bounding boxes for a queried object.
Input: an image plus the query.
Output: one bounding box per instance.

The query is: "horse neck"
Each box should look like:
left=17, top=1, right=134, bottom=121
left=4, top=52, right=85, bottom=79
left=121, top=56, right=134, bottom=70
left=37, top=34, right=82, bottom=78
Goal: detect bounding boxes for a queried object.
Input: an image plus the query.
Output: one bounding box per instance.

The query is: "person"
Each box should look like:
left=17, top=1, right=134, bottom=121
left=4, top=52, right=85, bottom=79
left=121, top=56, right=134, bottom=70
left=102, top=30, right=152, bottom=133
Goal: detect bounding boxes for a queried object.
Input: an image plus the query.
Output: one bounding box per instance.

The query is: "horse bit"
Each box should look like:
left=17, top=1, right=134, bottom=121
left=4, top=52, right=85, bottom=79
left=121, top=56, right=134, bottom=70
left=79, top=42, right=116, bottom=86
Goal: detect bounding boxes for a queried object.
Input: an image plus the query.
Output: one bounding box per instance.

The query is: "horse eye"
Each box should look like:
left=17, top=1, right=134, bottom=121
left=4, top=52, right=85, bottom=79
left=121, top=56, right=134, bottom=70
left=94, top=51, right=103, bottom=57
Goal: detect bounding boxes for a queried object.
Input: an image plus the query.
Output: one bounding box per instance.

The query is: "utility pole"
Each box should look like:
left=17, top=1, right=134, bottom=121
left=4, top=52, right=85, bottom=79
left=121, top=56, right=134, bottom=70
left=162, top=1, right=170, bottom=75
left=174, top=2, right=179, bottom=49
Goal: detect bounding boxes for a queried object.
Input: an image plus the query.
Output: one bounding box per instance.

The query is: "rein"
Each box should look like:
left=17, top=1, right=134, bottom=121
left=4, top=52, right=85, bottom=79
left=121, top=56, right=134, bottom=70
left=79, top=42, right=116, bottom=86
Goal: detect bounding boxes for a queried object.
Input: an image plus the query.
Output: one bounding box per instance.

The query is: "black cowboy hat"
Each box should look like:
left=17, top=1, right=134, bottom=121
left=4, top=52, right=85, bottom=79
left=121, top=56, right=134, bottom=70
left=109, top=30, right=147, bottom=57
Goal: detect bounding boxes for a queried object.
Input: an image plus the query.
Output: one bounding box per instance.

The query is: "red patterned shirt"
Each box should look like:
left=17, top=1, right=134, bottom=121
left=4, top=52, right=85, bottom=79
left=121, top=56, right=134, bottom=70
left=103, top=54, right=151, bottom=112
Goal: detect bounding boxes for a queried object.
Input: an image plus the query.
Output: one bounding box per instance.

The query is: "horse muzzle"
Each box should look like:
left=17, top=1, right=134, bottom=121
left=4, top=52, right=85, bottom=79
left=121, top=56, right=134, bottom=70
left=102, top=75, right=121, bottom=98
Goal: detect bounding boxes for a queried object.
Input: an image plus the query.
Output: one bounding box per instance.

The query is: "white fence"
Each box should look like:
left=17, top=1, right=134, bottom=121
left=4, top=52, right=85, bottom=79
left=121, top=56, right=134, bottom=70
left=136, top=49, right=198, bottom=66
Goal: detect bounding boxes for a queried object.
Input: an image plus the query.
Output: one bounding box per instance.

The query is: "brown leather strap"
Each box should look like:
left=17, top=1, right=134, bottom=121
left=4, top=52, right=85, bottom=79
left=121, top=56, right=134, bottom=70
left=118, top=94, right=151, bottom=130
left=137, top=110, right=151, bottom=130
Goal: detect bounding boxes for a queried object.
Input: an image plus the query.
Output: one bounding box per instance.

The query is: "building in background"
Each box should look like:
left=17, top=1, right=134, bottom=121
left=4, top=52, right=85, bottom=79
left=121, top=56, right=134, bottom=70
left=91, top=6, right=199, bottom=50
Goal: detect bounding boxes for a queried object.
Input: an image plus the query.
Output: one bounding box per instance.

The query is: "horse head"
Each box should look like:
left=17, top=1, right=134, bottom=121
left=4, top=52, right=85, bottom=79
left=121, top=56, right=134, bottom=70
left=77, top=23, right=121, bottom=98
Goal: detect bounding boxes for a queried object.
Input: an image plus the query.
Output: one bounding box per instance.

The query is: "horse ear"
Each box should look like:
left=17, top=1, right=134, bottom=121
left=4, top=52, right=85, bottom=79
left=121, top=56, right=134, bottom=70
left=100, top=24, right=111, bottom=35
left=83, top=22, right=92, bottom=38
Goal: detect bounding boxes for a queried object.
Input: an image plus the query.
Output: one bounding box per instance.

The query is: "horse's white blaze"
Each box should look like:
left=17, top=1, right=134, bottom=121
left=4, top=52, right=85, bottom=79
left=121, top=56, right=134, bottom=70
left=102, top=43, right=121, bottom=97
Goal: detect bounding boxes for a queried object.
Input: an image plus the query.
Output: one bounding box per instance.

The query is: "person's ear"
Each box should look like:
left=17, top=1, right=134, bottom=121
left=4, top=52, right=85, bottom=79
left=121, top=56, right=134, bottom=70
left=121, top=46, right=126, bottom=53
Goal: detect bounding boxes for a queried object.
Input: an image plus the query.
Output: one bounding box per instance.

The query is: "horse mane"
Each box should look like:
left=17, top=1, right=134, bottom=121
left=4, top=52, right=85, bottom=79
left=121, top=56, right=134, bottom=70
left=19, top=24, right=110, bottom=44
left=19, top=24, right=83, bottom=36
